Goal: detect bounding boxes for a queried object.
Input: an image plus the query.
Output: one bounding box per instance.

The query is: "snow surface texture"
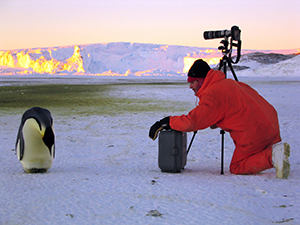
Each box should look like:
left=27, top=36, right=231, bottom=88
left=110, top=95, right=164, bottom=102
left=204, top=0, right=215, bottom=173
left=0, top=75, right=299, bottom=224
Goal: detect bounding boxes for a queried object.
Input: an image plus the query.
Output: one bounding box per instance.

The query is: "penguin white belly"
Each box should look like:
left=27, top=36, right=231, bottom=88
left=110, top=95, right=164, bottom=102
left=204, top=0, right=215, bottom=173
left=20, top=119, right=53, bottom=173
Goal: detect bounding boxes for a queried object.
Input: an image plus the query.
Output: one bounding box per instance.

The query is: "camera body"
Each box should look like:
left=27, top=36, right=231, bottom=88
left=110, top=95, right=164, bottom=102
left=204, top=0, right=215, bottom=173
left=203, top=25, right=241, bottom=41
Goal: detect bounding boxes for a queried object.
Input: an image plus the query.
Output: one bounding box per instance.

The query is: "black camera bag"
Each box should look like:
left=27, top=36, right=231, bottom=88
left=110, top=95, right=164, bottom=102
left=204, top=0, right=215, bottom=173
left=158, top=129, right=187, bottom=173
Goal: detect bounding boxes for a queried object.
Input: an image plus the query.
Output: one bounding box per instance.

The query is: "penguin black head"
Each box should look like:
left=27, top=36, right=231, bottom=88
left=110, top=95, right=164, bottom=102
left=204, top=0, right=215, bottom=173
left=43, top=126, right=55, bottom=157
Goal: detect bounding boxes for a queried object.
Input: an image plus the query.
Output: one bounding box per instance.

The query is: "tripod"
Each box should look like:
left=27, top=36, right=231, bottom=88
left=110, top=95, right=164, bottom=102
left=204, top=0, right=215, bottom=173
left=187, top=33, right=242, bottom=175
left=218, top=36, right=241, bottom=174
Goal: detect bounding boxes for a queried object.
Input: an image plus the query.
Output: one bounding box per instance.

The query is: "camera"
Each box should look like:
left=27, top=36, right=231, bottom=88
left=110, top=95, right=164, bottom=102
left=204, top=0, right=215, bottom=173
left=203, top=25, right=241, bottom=41
left=203, top=25, right=242, bottom=79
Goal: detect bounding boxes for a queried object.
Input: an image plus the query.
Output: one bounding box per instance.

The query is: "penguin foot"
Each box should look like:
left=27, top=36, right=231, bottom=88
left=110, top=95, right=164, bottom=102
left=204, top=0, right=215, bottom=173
left=24, top=168, right=48, bottom=173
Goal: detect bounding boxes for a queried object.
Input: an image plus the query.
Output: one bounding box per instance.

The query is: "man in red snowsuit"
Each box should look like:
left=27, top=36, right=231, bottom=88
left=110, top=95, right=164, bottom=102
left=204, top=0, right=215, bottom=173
left=149, top=59, right=290, bottom=179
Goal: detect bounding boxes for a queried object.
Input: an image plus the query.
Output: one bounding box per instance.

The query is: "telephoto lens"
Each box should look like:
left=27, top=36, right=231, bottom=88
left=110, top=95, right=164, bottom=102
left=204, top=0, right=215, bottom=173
left=203, top=29, right=231, bottom=40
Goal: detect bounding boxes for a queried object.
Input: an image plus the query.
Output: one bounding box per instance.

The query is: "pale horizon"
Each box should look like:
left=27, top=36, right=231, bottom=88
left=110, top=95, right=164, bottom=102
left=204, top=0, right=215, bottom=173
left=1, top=0, right=299, bottom=51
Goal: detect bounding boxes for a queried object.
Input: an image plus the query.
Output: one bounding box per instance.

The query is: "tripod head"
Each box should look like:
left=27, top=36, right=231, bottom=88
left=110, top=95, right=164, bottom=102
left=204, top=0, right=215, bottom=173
left=217, top=27, right=242, bottom=65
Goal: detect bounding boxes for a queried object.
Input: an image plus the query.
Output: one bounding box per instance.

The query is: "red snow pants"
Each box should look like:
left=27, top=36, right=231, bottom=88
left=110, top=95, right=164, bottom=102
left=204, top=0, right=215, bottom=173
left=229, top=134, right=281, bottom=175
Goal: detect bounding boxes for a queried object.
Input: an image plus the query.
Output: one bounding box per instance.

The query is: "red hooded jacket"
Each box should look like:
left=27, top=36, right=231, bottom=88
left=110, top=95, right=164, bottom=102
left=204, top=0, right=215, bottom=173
left=170, top=69, right=281, bottom=173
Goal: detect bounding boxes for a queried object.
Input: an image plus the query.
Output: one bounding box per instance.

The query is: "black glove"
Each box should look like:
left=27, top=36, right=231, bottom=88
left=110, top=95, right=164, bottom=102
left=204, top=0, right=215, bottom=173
left=149, top=116, right=170, bottom=140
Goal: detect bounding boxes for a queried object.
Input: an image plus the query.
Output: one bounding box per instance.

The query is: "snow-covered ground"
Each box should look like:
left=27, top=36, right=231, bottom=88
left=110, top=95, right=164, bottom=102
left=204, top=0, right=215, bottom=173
left=0, top=74, right=299, bottom=225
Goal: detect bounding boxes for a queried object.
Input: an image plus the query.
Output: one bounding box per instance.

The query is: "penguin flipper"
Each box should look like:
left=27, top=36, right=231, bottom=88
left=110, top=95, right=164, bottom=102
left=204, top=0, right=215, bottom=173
left=16, top=125, right=25, bottom=161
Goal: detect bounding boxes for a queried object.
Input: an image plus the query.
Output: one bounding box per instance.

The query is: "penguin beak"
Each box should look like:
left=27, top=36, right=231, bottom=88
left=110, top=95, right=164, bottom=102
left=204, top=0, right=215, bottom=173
left=41, top=127, right=45, bottom=138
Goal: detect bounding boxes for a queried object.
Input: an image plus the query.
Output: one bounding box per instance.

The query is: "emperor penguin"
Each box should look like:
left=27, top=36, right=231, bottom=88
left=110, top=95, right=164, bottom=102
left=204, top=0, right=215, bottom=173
left=16, top=107, right=55, bottom=173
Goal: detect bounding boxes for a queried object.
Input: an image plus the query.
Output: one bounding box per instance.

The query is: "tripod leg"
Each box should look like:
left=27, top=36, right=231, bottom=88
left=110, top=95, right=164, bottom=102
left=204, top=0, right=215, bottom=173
left=220, top=130, right=225, bottom=175
left=219, top=56, right=228, bottom=79
left=187, top=131, right=197, bottom=155
left=223, top=59, right=227, bottom=79
left=227, top=60, right=239, bottom=81
left=218, top=58, right=224, bottom=71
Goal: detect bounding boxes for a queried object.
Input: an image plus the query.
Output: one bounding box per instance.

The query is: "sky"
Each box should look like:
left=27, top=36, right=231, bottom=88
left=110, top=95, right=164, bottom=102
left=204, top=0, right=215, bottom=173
left=0, top=0, right=299, bottom=51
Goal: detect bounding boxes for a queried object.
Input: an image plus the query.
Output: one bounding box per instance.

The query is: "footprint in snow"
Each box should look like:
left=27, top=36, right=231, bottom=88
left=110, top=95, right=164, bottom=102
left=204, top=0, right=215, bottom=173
left=146, top=209, right=163, bottom=217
